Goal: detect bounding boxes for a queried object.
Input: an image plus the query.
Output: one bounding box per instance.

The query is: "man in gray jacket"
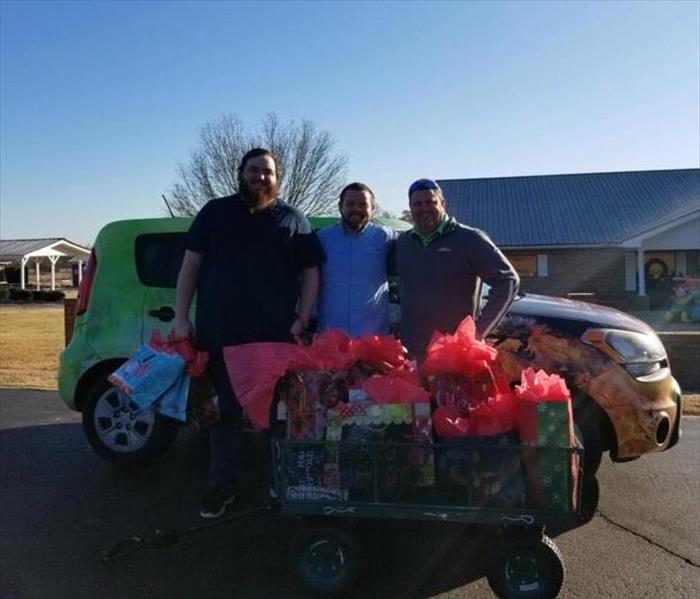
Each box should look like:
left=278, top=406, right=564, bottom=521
left=394, top=178, right=519, bottom=359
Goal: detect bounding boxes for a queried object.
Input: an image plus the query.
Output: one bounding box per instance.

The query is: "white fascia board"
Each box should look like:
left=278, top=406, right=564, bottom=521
left=620, top=209, right=700, bottom=248
left=24, top=240, right=91, bottom=259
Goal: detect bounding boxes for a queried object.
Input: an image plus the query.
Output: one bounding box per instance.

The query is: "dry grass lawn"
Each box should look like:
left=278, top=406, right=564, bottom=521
left=0, top=304, right=63, bottom=390
left=685, top=394, right=700, bottom=416
left=0, top=304, right=699, bottom=415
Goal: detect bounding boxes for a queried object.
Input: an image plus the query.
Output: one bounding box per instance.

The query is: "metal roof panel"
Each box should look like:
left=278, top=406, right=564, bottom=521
left=437, top=168, right=700, bottom=246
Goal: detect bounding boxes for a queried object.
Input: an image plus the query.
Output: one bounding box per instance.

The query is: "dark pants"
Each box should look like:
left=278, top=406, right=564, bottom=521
left=206, top=350, right=243, bottom=490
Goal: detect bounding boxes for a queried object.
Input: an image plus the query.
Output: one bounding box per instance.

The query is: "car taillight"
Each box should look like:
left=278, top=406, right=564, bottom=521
left=76, top=249, right=97, bottom=315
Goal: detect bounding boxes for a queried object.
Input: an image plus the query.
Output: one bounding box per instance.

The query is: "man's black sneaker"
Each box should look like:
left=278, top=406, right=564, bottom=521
left=199, top=487, right=236, bottom=519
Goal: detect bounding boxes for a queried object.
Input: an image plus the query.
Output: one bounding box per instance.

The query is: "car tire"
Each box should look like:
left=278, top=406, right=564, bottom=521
left=573, top=404, right=605, bottom=476
left=82, top=374, right=179, bottom=466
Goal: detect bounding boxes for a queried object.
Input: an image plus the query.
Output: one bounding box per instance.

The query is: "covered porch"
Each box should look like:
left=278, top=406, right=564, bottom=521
left=622, top=210, right=700, bottom=299
left=0, top=238, right=91, bottom=290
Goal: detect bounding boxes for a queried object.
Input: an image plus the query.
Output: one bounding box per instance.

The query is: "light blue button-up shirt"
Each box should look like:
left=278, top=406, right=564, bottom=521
left=316, top=222, right=397, bottom=337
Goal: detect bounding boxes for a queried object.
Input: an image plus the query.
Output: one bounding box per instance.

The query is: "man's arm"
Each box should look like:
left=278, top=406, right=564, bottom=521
left=471, top=232, right=520, bottom=338
left=173, top=249, right=202, bottom=340
left=291, top=265, right=320, bottom=338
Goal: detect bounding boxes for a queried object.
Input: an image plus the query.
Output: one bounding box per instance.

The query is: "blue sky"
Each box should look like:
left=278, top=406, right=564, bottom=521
left=1, top=0, right=698, bottom=245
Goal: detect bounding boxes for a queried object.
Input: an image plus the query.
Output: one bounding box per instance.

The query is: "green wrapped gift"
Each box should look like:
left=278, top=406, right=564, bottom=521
left=520, top=401, right=577, bottom=511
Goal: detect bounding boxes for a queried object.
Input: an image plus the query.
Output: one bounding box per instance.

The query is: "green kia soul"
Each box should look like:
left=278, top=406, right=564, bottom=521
left=59, top=216, right=682, bottom=474
left=58, top=216, right=409, bottom=464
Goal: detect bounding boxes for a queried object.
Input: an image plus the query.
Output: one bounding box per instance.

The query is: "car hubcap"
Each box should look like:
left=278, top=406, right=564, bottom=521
left=93, top=388, right=155, bottom=452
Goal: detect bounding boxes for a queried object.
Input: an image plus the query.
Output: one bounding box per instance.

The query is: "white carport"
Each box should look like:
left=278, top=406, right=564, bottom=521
left=0, top=238, right=91, bottom=290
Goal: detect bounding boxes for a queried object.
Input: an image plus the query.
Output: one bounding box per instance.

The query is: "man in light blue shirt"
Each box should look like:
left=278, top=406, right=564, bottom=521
left=316, top=182, right=397, bottom=337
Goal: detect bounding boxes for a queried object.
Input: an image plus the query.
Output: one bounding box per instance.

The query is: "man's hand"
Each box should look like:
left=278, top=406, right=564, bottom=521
left=290, top=316, right=310, bottom=343
left=173, top=317, right=194, bottom=341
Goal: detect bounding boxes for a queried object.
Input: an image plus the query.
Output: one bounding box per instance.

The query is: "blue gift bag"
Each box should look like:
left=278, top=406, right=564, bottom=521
left=109, top=344, right=186, bottom=411
left=154, top=372, right=190, bottom=422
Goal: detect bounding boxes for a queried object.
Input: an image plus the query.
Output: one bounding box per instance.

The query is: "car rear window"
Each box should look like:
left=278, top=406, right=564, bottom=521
left=135, top=233, right=187, bottom=288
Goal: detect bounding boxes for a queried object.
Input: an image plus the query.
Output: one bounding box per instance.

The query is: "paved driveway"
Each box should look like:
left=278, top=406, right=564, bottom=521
left=1, top=389, right=698, bottom=598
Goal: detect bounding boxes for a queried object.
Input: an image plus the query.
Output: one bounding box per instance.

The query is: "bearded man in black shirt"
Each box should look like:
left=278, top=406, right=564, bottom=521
left=174, top=148, right=324, bottom=518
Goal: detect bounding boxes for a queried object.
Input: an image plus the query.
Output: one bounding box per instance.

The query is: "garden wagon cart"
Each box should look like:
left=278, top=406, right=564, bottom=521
left=273, top=438, right=583, bottom=599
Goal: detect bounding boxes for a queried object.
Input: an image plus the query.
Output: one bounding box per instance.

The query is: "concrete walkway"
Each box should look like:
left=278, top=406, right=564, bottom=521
left=629, top=310, right=700, bottom=332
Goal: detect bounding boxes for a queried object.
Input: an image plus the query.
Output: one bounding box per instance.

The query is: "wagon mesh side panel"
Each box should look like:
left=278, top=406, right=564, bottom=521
left=273, top=440, right=580, bottom=514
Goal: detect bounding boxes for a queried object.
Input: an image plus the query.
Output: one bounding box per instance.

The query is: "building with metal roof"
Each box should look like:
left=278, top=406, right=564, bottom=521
left=0, top=238, right=91, bottom=290
left=437, top=168, right=700, bottom=308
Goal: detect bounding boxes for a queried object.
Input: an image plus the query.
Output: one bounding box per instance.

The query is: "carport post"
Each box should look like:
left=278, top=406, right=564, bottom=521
left=35, top=258, right=41, bottom=290
left=49, top=255, right=60, bottom=290
left=637, top=248, right=646, bottom=296
left=20, top=256, right=28, bottom=289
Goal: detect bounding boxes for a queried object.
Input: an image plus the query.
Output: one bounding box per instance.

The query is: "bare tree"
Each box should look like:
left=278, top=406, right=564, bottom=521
left=400, top=209, right=414, bottom=224
left=167, top=113, right=347, bottom=216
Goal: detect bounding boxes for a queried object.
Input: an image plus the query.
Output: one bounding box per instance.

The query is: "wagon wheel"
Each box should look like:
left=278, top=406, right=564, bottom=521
left=487, top=533, right=564, bottom=599
left=292, top=525, right=360, bottom=595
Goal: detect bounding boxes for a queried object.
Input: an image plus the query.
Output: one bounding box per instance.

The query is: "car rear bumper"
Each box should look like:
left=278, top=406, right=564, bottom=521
left=58, top=328, right=98, bottom=411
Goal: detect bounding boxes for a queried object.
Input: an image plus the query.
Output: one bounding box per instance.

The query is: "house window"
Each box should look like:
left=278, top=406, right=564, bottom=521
left=508, top=253, right=548, bottom=278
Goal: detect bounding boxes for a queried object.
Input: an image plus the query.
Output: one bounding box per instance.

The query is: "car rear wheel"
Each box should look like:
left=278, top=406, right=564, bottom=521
left=82, top=374, right=178, bottom=466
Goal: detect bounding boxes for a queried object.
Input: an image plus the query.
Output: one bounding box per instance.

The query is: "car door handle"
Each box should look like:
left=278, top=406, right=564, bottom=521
left=148, top=306, right=175, bottom=322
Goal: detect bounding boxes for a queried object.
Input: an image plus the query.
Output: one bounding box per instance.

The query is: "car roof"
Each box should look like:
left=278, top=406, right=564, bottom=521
left=95, top=214, right=411, bottom=240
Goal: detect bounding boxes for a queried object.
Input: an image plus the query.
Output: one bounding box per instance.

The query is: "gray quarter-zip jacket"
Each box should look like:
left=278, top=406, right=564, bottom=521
left=394, top=218, right=519, bottom=356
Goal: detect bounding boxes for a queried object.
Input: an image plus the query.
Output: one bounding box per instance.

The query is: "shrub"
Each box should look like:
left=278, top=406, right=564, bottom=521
left=9, top=288, right=32, bottom=301
left=32, top=290, right=47, bottom=301
left=43, top=290, right=65, bottom=302
left=0, top=286, right=9, bottom=301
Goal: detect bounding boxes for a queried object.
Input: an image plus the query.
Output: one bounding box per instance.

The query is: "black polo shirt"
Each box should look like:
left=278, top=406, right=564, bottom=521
left=186, top=194, right=324, bottom=349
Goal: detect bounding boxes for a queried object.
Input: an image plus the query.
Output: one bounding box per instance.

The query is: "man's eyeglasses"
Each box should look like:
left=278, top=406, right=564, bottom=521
left=408, top=178, right=441, bottom=194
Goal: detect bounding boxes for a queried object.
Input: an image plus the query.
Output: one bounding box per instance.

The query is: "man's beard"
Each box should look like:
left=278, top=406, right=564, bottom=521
left=341, top=213, right=369, bottom=232
left=239, top=178, right=279, bottom=211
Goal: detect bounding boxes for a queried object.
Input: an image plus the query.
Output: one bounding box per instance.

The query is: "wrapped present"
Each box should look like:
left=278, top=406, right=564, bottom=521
left=279, top=370, right=348, bottom=441
left=432, top=392, right=516, bottom=440
left=411, top=403, right=435, bottom=488
left=326, top=401, right=435, bottom=499
left=421, top=316, right=498, bottom=377
left=361, top=366, right=431, bottom=405
left=347, top=361, right=387, bottom=389
left=350, top=334, right=407, bottom=371
left=516, top=368, right=574, bottom=446
left=515, top=368, right=578, bottom=511
left=224, top=330, right=395, bottom=431
left=280, top=445, right=347, bottom=501
left=425, top=370, right=501, bottom=411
